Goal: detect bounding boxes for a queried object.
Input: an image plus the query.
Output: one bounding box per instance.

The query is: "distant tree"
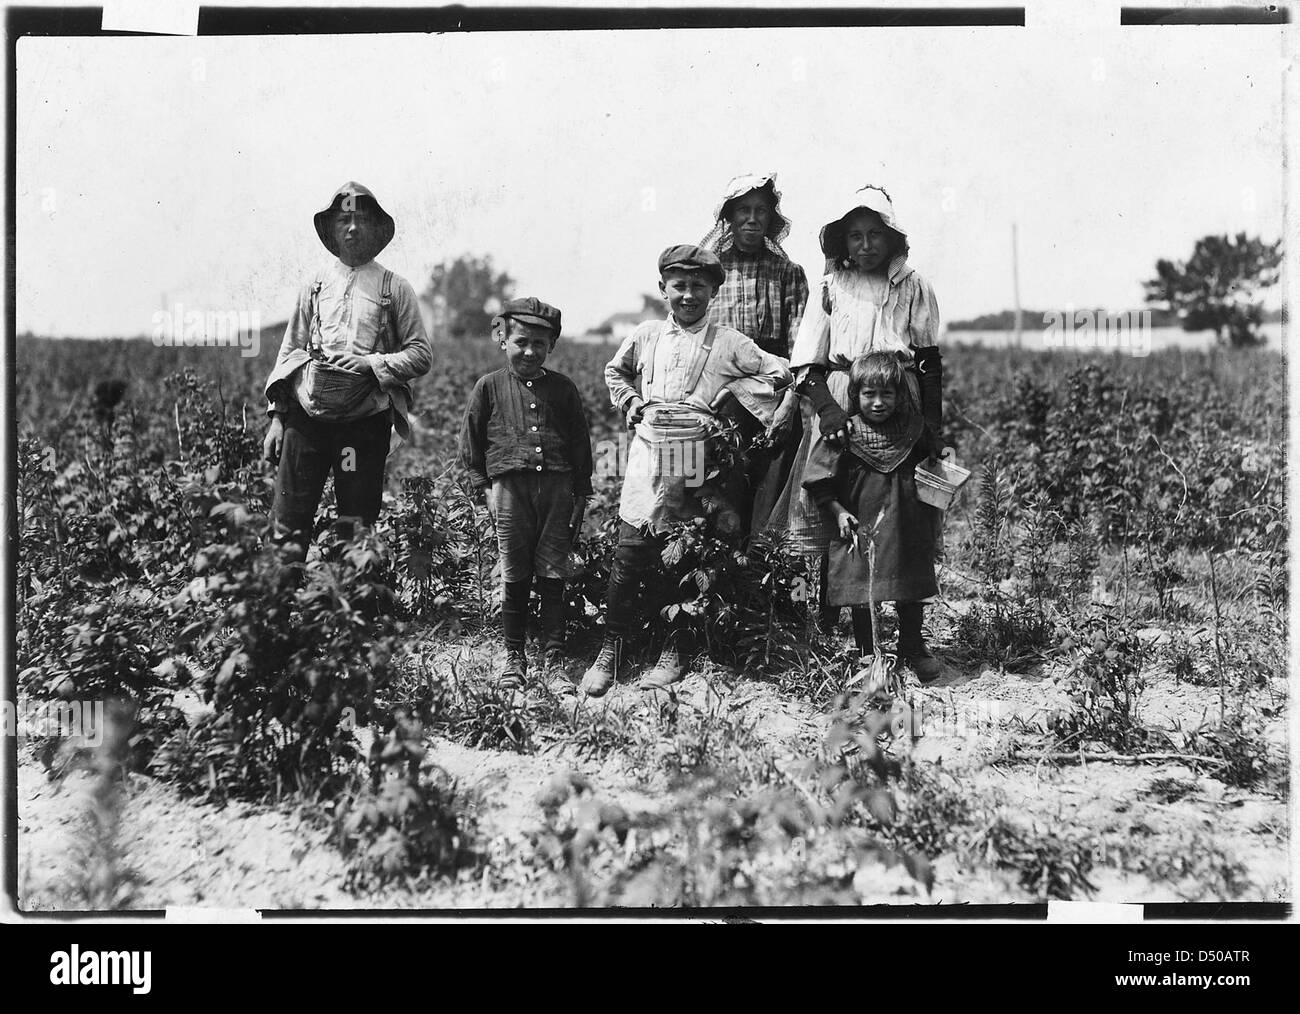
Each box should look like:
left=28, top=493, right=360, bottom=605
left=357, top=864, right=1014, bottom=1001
left=947, top=307, right=1179, bottom=331
left=1143, top=233, right=1282, bottom=347
left=424, top=255, right=515, bottom=340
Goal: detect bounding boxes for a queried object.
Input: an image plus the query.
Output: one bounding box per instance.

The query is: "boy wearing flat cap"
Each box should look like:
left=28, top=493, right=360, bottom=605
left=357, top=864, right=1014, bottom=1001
left=582, top=245, right=791, bottom=697
left=264, top=182, right=432, bottom=554
left=458, top=297, right=594, bottom=691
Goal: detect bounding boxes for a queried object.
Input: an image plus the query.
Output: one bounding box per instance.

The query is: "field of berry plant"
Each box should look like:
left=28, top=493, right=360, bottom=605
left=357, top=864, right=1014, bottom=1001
left=13, top=331, right=1290, bottom=909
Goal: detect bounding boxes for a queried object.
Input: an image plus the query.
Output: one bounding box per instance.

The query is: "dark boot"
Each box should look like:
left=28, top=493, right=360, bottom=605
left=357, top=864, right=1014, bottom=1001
left=543, top=646, right=574, bottom=694
left=580, top=637, right=623, bottom=698
left=498, top=645, right=527, bottom=691
left=818, top=553, right=842, bottom=632
left=499, top=579, right=532, bottom=691
left=639, top=632, right=684, bottom=691
left=897, top=602, right=944, bottom=683
left=539, top=576, right=572, bottom=694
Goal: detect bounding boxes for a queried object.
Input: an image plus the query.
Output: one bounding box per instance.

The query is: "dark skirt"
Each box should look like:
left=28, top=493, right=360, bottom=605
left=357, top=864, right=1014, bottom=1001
left=749, top=409, right=803, bottom=536
left=715, top=398, right=805, bottom=537
left=822, top=451, right=939, bottom=606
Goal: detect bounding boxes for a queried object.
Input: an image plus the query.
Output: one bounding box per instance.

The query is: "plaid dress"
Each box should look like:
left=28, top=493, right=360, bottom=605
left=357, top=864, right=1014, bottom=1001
left=703, top=245, right=810, bottom=533
left=705, top=245, right=810, bottom=359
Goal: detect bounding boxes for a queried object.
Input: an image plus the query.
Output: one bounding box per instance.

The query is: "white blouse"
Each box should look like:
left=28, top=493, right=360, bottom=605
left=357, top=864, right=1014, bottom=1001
left=790, top=260, right=941, bottom=381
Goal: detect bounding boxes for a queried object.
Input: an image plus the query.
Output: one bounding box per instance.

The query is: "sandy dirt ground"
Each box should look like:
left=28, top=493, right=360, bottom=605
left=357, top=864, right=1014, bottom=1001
left=17, top=613, right=1289, bottom=912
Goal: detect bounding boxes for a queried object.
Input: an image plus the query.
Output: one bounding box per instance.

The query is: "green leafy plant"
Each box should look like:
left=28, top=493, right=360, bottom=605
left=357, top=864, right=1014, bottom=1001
left=332, top=687, right=481, bottom=891
left=168, top=517, right=407, bottom=800
left=967, top=816, right=1097, bottom=900
left=1049, top=610, right=1162, bottom=752
left=1181, top=711, right=1273, bottom=790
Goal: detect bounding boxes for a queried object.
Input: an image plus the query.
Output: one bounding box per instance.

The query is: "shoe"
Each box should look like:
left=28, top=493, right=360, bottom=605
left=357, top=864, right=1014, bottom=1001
left=543, top=646, right=575, bottom=695
left=639, top=637, right=684, bottom=691
left=499, top=646, right=527, bottom=692
left=899, top=641, right=945, bottom=683
left=580, top=637, right=623, bottom=698
left=897, top=602, right=944, bottom=683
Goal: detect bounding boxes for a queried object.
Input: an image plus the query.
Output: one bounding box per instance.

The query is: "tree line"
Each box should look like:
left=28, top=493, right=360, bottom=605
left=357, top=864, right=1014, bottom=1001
left=424, top=232, right=1283, bottom=348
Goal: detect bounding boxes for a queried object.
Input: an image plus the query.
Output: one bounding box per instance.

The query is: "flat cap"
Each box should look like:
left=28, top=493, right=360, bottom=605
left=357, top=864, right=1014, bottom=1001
left=657, top=244, right=725, bottom=287
left=498, top=296, right=562, bottom=336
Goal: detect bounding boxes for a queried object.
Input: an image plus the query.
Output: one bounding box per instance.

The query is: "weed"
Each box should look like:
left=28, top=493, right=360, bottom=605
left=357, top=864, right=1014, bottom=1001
left=950, top=477, right=1059, bottom=670
left=429, top=675, right=536, bottom=754
left=1115, top=830, right=1250, bottom=901
left=1181, top=711, right=1273, bottom=790
left=1049, top=610, right=1165, bottom=752
left=523, top=769, right=926, bottom=907
left=888, top=764, right=974, bottom=858
left=559, top=705, right=645, bottom=764
left=1142, top=777, right=1195, bottom=804
left=950, top=602, right=1054, bottom=672
left=56, top=700, right=143, bottom=910
left=967, top=815, right=1096, bottom=900
left=335, top=767, right=480, bottom=892
left=967, top=457, right=1014, bottom=587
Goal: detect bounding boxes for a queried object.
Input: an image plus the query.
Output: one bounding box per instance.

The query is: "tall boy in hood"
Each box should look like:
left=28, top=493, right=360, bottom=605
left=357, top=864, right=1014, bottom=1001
left=263, top=182, right=432, bottom=555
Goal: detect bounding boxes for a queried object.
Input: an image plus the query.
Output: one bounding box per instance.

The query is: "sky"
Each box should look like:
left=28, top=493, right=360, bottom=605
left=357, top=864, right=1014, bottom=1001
left=14, top=7, right=1290, bottom=337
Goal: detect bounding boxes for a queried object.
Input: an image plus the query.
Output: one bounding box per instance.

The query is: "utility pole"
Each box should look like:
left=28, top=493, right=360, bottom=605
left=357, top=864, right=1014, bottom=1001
left=1012, top=222, right=1023, bottom=349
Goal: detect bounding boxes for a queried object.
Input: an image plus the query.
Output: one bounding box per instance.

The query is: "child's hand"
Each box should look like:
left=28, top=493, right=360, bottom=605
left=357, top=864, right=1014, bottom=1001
left=817, top=403, right=852, bottom=447
left=766, top=390, right=799, bottom=442
left=485, top=483, right=499, bottom=523
left=263, top=416, right=284, bottom=465
left=836, top=509, right=859, bottom=542
left=626, top=398, right=646, bottom=430
left=709, top=388, right=735, bottom=415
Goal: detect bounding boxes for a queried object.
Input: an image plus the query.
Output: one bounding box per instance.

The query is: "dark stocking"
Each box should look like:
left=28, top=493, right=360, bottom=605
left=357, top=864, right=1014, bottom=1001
left=851, top=606, right=874, bottom=657
left=538, top=577, right=566, bottom=650
left=502, top=579, right=531, bottom=650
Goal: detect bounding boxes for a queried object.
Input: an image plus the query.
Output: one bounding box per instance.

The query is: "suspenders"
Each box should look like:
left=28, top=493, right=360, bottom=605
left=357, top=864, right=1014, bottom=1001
left=308, top=268, right=397, bottom=358
left=640, top=325, right=660, bottom=388
left=683, top=323, right=716, bottom=397
left=376, top=270, right=395, bottom=353
left=308, top=279, right=326, bottom=358
left=638, top=322, right=716, bottom=400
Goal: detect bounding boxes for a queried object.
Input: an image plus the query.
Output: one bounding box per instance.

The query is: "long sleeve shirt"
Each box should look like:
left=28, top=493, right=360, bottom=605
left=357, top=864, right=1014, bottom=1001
left=705, top=245, right=810, bottom=358
left=458, top=367, right=594, bottom=496
left=604, top=314, right=792, bottom=423
left=264, top=258, right=432, bottom=440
